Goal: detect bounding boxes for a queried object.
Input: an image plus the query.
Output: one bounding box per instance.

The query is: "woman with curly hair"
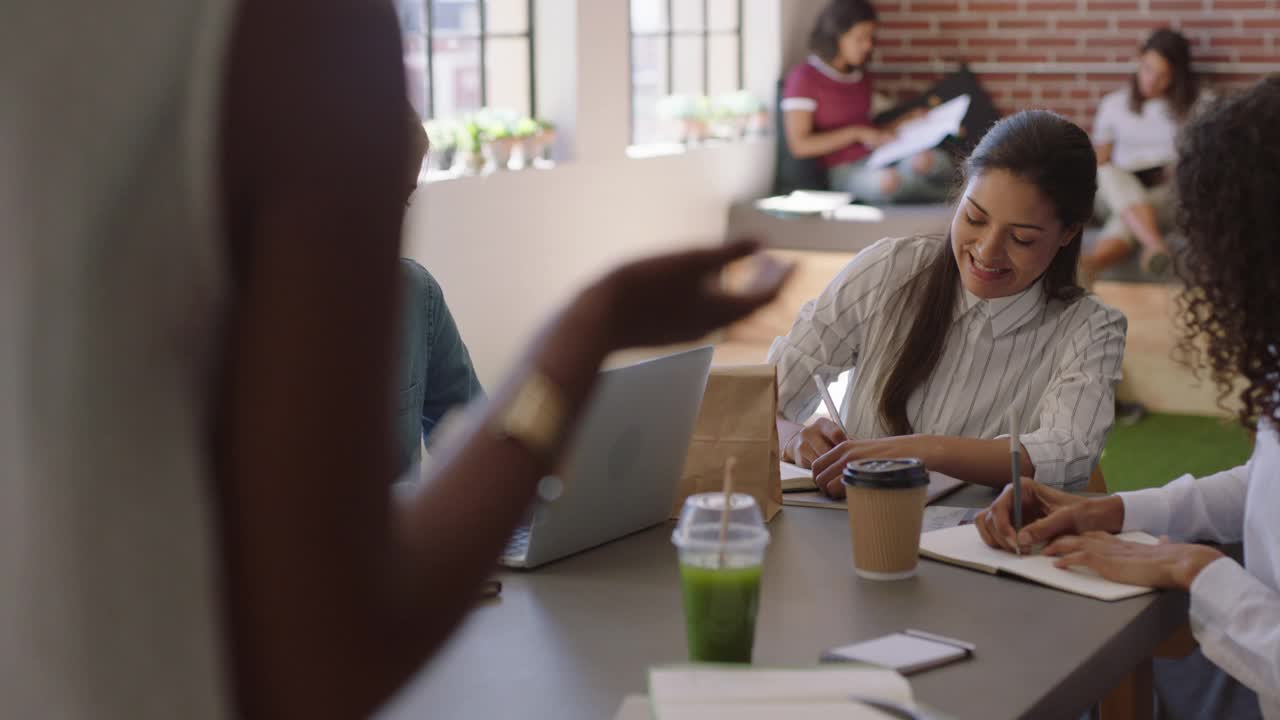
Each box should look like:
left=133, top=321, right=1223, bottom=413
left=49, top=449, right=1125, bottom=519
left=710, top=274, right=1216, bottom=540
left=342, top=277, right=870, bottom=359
left=975, top=76, right=1280, bottom=718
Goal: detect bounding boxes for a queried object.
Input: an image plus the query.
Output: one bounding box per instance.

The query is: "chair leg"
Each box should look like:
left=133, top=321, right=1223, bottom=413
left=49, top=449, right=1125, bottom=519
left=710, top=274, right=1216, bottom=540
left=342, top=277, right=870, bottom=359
left=1154, top=622, right=1197, bottom=659
left=1099, top=657, right=1154, bottom=720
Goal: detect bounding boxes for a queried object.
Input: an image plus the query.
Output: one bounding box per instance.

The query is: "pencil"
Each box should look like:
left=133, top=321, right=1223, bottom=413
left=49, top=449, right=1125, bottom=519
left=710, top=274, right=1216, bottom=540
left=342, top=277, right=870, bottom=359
left=813, top=374, right=848, bottom=435
left=1008, top=406, right=1022, bottom=556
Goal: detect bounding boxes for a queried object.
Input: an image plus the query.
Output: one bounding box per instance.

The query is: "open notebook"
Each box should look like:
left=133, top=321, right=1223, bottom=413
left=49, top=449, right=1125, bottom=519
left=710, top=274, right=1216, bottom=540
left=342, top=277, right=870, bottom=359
left=781, top=461, right=820, bottom=492
left=782, top=461, right=966, bottom=509
left=919, top=524, right=1160, bottom=602
left=647, top=665, right=916, bottom=720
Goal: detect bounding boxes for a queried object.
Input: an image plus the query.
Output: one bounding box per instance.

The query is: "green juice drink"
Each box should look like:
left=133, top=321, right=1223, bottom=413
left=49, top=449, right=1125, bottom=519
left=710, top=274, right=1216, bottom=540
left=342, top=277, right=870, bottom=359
left=672, top=491, right=770, bottom=664
left=679, top=561, right=762, bottom=662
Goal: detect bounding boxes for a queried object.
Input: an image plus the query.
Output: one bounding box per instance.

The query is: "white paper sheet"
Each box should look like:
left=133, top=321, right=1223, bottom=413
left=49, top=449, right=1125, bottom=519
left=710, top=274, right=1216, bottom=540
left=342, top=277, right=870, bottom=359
left=921, top=506, right=977, bottom=533
left=781, top=461, right=817, bottom=492
left=754, top=190, right=854, bottom=216
left=866, top=95, right=971, bottom=169
left=782, top=466, right=966, bottom=509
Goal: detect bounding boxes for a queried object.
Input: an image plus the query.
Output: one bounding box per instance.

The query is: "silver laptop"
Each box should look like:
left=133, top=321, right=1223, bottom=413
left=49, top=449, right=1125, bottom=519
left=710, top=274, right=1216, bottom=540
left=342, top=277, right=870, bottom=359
left=501, top=346, right=714, bottom=569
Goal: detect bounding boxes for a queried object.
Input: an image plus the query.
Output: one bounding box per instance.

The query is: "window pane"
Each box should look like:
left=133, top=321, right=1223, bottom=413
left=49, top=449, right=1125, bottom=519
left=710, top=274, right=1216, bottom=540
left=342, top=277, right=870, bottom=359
left=485, top=37, right=531, bottom=115
left=432, top=0, right=480, bottom=35
left=631, top=35, right=669, bottom=144
left=708, top=34, right=739, bottom=95
left=485, top=0, right=527, bottom=34
left=397, top=0, right=431, bottom=118
left=707, top=0, right=738, bottom=31
left=672, top=35, right=704, bottom=95
left=432, top=36, right=482, bottom=119
left=672, top=0, right=705, bottom=32
left=630, top=0, right=667, bottom=33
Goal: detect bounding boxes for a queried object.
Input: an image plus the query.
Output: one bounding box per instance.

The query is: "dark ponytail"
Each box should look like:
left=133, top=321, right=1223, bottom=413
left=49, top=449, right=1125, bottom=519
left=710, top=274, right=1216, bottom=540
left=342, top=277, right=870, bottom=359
left=876, top=110, right=1096, bottom=435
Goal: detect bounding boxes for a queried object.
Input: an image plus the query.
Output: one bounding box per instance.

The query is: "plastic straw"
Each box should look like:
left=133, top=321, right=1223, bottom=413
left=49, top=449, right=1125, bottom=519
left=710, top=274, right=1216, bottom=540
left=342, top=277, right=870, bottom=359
left=719, top=457, right=736, bottom=568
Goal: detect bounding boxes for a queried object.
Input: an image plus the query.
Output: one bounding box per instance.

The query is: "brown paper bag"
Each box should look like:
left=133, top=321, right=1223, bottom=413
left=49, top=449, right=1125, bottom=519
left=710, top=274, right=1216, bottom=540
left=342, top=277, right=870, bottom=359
left=671, top=364, right=783, bottom=521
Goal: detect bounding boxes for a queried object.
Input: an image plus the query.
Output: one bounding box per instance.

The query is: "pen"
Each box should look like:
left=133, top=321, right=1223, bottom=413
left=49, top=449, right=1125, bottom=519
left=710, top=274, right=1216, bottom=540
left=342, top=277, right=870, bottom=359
left=813, top=373, right=848, bottom=436
left=1008, top=406, right=1022, bottom=556
left=904, top=628, right=977, bottom=654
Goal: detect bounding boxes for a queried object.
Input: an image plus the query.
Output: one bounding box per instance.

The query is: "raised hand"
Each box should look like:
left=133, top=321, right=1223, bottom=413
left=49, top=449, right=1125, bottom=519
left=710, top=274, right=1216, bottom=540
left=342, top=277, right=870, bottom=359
left=591, top=240, right=792, bottom=351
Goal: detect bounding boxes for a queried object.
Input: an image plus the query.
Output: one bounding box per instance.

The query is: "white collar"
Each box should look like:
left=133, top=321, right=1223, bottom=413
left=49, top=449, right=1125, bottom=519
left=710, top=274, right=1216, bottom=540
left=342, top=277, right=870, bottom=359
left=807, top=54, right=864, bottom=84
left=957, top=279, right=1048, bottom=338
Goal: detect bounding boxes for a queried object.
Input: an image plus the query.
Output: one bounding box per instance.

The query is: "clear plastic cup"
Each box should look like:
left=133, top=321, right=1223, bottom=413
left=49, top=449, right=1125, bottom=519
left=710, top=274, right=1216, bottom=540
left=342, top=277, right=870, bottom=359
left=671, top=493, right=770, bottom=663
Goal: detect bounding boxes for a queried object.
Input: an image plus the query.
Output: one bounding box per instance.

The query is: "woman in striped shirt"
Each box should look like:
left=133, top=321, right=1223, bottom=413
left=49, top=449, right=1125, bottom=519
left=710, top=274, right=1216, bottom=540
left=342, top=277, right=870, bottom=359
left=770, top=110, right=1127, bottom=496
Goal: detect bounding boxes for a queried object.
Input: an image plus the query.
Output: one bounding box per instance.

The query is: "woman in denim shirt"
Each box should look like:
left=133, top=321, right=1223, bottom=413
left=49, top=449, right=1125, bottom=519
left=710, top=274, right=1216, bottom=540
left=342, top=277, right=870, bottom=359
left=396, top=112, right=483, bottom=475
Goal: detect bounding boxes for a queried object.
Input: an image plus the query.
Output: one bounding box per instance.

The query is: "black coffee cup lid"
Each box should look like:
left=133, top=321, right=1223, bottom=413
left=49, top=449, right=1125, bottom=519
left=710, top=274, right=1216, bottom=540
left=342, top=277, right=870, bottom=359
left=841, top=458, right=929, bottom=489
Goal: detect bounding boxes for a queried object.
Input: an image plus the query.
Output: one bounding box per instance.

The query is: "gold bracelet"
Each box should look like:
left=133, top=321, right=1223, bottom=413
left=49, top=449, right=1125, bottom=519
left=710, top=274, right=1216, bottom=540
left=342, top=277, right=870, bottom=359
left=490, top=370, right=566, bottom=465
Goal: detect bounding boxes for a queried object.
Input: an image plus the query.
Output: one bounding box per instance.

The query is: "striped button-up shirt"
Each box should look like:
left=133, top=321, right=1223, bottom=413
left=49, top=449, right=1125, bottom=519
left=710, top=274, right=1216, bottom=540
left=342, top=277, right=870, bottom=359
left=766, top=235, right=1127, bottom=489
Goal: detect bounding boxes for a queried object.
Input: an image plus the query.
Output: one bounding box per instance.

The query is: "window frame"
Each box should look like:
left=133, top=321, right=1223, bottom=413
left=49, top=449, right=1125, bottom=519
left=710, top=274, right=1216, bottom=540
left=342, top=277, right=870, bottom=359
left=407, top=0, right=538, bottom=121
left=628, top=0, right=745, bottom=147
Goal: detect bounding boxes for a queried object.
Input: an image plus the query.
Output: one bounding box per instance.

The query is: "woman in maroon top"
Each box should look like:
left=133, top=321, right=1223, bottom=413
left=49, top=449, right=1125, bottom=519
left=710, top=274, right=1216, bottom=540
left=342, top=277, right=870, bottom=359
left=782, top=0, right=954, bottom=204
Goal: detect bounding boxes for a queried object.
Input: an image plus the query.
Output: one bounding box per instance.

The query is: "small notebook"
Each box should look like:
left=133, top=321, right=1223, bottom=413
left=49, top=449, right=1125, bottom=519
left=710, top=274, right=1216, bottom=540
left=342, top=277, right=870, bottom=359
left=919, top=524, right=1160, bottom=601
left=782, top=463, right=966, bottom=509
left=648, top=665, right=915, bottom=720
left=822, top=630, right=975, bottom=675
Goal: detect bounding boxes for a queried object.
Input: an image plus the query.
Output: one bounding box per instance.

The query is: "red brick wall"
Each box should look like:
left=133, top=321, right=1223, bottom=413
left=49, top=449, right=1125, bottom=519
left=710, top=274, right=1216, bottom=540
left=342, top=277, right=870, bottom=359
left=870, top=0, right=1280, bottom=128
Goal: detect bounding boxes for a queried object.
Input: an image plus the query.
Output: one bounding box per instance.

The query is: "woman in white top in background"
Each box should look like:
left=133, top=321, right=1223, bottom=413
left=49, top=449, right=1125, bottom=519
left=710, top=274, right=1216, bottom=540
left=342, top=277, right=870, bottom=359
left=770, top=110, right=1127, bottom=497
left=0, top=2, right=788, bottom=717
left=978, top=77, right=1280, bottom=719
left=1080, top=28, right=1203, bottom=280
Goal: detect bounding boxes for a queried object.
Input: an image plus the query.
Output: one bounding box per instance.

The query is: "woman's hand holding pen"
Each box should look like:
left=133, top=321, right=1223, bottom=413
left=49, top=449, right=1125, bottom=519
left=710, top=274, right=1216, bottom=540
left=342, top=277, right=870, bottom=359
left=809, top=435, right=942, bottom=498
left=975, top=480, right=1223, bottom=589
left=785, top=418, right=848, bottom=469
left=974, top=479, right=1124, bottom=553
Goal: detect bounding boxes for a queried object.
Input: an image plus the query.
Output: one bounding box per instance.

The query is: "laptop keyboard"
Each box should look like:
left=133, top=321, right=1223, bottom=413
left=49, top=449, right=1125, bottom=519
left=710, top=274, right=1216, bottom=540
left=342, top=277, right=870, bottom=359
left=502, top=525, right=532, bottom=563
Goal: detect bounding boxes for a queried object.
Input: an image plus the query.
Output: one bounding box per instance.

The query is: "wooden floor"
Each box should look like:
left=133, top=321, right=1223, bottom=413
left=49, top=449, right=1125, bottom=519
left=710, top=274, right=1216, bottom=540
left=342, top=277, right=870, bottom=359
left=1092, top=281, right=1237, bottom=417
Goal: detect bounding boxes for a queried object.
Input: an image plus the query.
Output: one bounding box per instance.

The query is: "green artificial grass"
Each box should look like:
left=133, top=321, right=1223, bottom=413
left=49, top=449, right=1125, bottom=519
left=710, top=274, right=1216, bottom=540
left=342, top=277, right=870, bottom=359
left=1099, top=412, right=1253, bottom=492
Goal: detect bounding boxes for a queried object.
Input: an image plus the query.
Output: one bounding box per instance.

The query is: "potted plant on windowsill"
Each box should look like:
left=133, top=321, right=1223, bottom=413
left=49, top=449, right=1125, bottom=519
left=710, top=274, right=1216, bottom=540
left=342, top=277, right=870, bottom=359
left=707, top=97, right=739, bottom=141
left=424, top=119, right=457, bottom=172
left=744, top=94, right=769, bottom=137
left=454, top=120, right=485, bottom=175
left=717, top=90, right=767, bottom=139
left=529, top=119, right=556, bottom=168
left=656, top=94, right=708, bottom=146
left=480, top=121, right=515, bottom=173
left=509, top=117, right=539, bottom=170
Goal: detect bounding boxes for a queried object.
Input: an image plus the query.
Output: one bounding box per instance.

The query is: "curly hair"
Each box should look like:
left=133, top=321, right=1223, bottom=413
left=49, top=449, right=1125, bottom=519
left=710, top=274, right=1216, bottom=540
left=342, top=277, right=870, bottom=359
left=1174, top=76, right=1280, bottom=429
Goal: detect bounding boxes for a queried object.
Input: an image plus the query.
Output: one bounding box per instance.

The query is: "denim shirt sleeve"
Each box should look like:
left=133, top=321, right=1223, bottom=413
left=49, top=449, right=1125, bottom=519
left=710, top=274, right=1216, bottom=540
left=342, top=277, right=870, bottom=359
left=396, top=259, right=484, bottom=476
left=418, top=268, right=484, bottom=440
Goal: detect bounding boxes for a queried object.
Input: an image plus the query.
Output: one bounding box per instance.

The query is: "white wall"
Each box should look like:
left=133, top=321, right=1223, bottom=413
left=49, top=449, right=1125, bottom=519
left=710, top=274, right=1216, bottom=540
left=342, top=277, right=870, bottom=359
left=780, top=0, right=826, bottom=70
left=402, top=0, right=786, bottom=388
